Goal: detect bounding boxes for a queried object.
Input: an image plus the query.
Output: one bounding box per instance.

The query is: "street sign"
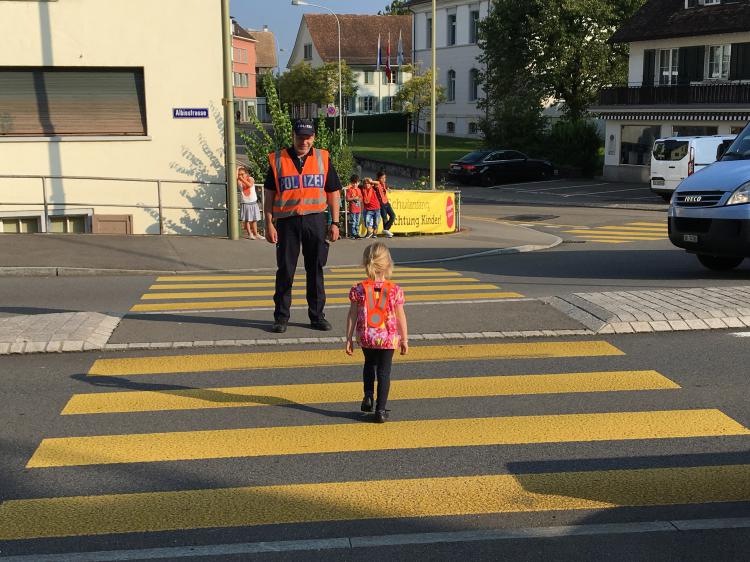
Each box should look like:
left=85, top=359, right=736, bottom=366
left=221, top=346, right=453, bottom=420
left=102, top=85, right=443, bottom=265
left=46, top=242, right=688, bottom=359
left=173, top=108, right=209, bottom=119
left=326, top=104, right=338, bottom=117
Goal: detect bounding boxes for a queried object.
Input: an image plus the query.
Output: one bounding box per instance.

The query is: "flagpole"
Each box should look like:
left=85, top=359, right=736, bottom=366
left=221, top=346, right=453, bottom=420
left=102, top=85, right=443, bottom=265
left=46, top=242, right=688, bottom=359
left=388, top=32, right=392, bottom=112
left=377, top=33, right=381, bottom=115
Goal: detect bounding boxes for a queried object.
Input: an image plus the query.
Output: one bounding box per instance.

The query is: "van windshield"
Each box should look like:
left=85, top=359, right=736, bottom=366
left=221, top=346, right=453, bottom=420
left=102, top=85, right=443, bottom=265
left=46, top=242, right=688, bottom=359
left=722, top=125, right=750, bottom=160
left=652, top=140, right=688, bottom=161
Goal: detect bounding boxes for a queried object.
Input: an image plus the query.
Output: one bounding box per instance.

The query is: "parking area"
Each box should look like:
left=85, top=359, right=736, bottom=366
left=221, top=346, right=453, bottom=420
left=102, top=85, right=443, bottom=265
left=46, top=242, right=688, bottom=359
left=455, top=178, right=667, bottom=209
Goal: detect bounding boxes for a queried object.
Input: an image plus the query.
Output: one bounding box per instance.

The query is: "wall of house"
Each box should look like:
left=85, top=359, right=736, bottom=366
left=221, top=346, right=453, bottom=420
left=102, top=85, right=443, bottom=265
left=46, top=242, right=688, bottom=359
left=627, top=32, right=750, bottom=85
left=233, top=35, right=257, bottom=99
left=0, top=0, right=226, bottom=235
left=288, top=20, right=325, bottom=69
left=412, top=0, right=490, bottom=138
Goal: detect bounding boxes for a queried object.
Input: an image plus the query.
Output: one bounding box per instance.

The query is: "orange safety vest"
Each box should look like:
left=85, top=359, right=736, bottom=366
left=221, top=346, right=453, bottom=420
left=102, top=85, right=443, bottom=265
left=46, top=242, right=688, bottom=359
left=268, top=148, right=329, bottom=219
left=362, top=279, right=394, bottom=329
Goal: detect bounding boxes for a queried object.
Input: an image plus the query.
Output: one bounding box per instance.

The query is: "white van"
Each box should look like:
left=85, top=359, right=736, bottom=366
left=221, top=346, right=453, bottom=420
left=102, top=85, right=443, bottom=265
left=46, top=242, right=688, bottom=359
left=650, top=135, right=735, bottom=201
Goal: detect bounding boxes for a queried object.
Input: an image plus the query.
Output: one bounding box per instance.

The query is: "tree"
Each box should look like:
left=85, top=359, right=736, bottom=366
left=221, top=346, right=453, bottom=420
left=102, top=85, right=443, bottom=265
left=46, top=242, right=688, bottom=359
left=278, top=61, right=357, bottom=117
left=477, top=1, right=548, bottom=151
left=394, top=65, right=446, bottom=158
left=379, top=0, right=410, bottom=16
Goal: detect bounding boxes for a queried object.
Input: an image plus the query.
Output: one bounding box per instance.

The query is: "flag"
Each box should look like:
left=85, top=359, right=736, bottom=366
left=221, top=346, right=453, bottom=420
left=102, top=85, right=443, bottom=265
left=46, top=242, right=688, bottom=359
left=385, top=32, right=392, bottom=82
left=376, top=34, right=382, bottom=71
left=397, top=29, right=404, bottom=67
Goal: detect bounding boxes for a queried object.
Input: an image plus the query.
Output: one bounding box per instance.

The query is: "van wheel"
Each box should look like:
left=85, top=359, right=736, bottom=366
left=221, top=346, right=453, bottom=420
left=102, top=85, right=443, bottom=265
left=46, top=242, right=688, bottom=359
left=697, top=254, right=744, bottom=271
left=660, top=193, right=672, bottom=203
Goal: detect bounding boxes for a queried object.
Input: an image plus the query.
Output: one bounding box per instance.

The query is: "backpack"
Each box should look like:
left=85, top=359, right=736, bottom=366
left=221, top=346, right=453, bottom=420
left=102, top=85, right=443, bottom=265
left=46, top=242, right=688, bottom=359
left=362, top=280, right=394, bottom=329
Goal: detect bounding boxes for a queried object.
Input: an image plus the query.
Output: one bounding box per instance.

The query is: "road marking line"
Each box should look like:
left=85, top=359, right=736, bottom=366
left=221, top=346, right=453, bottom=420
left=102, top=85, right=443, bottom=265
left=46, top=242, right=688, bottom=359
left=564, top=230, right=667, bottom=238
left=130, top=292, right=524, bottom=312
left=626, top=222, right=666, bottom=227
left=62, top=370, right=679, bottom=415
left=156, top=272, right=463, bottom=282
left=596, top=226, right=666, bottom=232
left=149, top=277, right=484, bottom=290
left=27, top=410, right=746, bottom=468
left=329, top=267, right=448, bottom=273
left=731, top=332, right=750, bottom=337
left=87, top=341, right=623, bottom=376
left=139, top=284, right=502, bottom=301
left=3, top=465, right=750, bottom=540
left=6, top=518, right=750, bottom=560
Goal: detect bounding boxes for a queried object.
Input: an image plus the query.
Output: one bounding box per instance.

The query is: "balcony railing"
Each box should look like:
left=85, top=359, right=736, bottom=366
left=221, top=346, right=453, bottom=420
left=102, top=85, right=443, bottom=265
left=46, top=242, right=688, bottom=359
left=598, top=82, right=750, bottom=106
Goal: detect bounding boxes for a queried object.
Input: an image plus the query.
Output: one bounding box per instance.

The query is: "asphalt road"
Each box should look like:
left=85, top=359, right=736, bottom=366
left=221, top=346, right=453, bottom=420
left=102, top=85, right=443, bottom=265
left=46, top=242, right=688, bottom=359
left=0, top=331, right=749, bottom=560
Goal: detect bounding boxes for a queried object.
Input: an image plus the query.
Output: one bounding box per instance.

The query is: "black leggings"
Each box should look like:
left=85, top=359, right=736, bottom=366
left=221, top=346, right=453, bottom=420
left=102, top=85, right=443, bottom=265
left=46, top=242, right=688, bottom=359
left=362, top=348, right=394, bottom=411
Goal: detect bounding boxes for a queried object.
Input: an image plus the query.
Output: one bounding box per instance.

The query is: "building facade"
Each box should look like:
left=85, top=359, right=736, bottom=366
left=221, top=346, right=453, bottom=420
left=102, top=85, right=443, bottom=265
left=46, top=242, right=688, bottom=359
left=247, top=26, right=278, bottom=123
left=0, top=0, right=226, bottom=235
left=409, top=0, right=490, bottom=138
left=287, top=14, right=412, bottom=117
left=594, top=0, right=750, bottom=183
left=232, top=21, right=258, bottom=123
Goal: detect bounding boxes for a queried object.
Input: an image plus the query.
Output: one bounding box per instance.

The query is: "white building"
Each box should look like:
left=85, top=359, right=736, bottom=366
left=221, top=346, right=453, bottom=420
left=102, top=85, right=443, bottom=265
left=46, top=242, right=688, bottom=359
left=287, top=14, right=412, bottom=117
left=0, top=0, right=226, bottom=235
left=594, top=0, right=750, bottom=183
left=409, top=0, right=490, bottom=138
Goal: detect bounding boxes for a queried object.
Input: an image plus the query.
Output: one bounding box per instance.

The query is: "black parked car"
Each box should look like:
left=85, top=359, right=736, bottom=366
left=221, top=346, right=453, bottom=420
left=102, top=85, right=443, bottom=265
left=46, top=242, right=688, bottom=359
left=448, top=149, right=555, bottom=186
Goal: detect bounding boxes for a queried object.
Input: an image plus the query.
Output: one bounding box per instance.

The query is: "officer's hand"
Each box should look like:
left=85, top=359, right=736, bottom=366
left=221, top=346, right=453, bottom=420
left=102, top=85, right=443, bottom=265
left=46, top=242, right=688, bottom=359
left=265, top=223, right=278, bottom=244
left=328, top=224, right=340, bottom=242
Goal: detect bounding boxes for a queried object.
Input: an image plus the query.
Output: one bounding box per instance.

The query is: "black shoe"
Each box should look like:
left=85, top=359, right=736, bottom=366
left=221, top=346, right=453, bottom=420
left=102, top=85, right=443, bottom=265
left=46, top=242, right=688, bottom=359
left=361, top=396, right=374, bottom=412
left=310, top=319, right=332, bottom=331
left=272, top=320, right=287, bottom=333
left=374, top=409, right=389, bottom=423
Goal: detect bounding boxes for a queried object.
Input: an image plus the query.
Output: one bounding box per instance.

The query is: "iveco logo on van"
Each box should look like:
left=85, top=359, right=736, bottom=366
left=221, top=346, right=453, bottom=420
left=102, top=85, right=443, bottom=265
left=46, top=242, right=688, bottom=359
left=684, top=195, right=702, bottom=202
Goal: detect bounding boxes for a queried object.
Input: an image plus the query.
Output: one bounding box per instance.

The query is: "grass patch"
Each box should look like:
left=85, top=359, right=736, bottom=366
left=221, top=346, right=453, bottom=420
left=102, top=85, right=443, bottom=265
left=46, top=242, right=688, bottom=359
left=350, top=132, right=482, bottom=169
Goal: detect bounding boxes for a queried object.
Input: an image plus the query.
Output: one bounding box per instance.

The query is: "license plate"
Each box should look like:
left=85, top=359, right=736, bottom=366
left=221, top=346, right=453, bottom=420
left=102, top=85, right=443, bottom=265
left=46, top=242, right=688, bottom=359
left=451, top=165, right=461, bottom=171
left=683, top=234, right=698, bottom=243
left=652, top=179, right=665, bottom=186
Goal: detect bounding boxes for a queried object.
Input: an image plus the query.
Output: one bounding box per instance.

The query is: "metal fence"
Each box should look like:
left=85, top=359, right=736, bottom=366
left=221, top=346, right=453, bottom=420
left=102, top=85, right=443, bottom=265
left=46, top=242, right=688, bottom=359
left=599, top=82, right=750, bottom=106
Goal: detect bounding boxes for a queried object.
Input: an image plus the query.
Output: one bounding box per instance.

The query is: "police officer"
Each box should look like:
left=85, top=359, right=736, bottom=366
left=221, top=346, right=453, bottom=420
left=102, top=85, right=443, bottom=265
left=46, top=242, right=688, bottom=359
left=263, top=119, right=342, bottom=333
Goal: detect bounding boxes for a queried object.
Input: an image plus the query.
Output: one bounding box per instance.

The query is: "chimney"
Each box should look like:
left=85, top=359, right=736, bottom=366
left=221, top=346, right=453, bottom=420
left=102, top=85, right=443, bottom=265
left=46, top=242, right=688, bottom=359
left=263, top=25, right=269, bottom=32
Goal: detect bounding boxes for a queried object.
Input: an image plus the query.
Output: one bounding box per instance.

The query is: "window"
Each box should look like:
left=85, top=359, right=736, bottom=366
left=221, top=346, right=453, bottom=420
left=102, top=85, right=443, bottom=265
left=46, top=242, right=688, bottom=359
left=447, top=13, right=457, bottom=46
left=49, top=216, right=87, bottom=234
left=382, top=69, right=398, bottom=85
left=426, top=121, right=431, bottom=133
left=469, top=69, right=479, bottom=101
left=364, top=71, right=373, bottom=85
left=468, top=122, right=478, bottom=135
left=1, top=217, right=39, bottom=234
left=469, top=9, right=480, bottom=44
left=233, top=48, right=248, bottom=63
left=446, top=121, right=455, bottom=134
left=382, top=96, right=395, bottom=112
left=358, top=96, right=376, bottom=113
left=657, top=48, right=679, bottom=85
left=0, top=67, right=147, bottom=137
left=620, top=125, right=661, bottom=166
left=304, top=43, right=313, bottom=60
left=426, top=17, right=432, bottom=49
left=731, top=125, right=747, bottom=135
left=653, top=140, right=689, bottom=161
left=447, top=69, right=456, bottom=101
left=672, top=125, right=718, bottom=136
left=706, top=44, right=731, bottom=80
left=233, top=73, right=248, bottom=87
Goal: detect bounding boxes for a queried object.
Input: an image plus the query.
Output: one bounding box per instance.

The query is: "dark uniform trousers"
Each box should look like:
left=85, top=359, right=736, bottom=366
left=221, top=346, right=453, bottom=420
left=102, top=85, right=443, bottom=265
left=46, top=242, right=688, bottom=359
left=274, top=212, right=330, bottom=323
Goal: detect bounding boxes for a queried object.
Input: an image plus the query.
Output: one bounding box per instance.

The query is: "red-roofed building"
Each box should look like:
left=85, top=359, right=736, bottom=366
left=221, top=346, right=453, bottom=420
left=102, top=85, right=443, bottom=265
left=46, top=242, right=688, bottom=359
left=288, top=13, right=412, bottom=117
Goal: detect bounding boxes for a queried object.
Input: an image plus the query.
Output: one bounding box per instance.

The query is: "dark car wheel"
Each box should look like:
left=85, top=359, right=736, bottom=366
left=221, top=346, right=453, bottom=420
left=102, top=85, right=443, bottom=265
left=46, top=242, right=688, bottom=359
left=697, top=254, right=744, bottom=271
left=480, top=172, right=495, bottom=187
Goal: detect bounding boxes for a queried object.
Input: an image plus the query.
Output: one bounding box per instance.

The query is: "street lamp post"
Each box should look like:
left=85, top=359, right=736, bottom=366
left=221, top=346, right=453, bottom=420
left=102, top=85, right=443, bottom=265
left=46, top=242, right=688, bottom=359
left=430, top=0, right=436, bottom=190
left=292, top=0, right=343, bottom=148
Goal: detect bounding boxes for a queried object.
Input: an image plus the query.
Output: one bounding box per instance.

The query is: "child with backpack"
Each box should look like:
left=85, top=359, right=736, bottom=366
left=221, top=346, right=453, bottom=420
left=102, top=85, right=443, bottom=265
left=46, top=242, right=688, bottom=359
left=345, top=242, right=409, bottom=423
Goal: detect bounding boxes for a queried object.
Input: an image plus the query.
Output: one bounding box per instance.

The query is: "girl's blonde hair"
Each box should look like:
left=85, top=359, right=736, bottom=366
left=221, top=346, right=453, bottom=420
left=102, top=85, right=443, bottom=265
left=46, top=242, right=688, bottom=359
left=362, top=177, right=374, bottom=186
left=363, top=242, right=393, bottom=280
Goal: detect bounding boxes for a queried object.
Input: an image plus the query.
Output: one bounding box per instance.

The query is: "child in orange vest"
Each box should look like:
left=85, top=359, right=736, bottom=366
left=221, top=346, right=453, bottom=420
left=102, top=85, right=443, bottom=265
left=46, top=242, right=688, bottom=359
left=345, top=242, right=408, bottom=423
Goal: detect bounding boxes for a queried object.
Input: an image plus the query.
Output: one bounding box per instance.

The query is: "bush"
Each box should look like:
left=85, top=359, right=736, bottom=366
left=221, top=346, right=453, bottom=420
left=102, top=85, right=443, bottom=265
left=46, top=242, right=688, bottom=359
left=543, top=119, right=603, bottom=177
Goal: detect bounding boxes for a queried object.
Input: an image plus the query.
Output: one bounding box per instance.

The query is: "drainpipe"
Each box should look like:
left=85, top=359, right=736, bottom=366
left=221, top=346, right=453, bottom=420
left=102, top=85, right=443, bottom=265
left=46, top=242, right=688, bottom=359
left=222, top=0, right=239, bottom=240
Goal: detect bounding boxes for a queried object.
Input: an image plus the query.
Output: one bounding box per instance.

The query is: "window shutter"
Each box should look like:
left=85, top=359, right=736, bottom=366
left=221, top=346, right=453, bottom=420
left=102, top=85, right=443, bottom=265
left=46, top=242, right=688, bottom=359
left=643, top=50, right=656, bottom=85
left=678, top=46, right=704, bottom=83
left=730, top=42, right=750, bottom=80
left=0, top=68, right=146, bottom=136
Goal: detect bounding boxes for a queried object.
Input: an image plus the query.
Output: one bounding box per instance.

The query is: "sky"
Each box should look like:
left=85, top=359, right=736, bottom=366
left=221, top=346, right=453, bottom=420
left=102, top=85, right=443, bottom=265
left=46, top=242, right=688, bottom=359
left=230, top=0, right=392, bottom=69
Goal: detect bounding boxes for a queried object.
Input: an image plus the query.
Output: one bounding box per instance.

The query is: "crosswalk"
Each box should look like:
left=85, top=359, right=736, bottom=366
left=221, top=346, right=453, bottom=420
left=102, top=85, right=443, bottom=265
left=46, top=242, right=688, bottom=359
left=2, top=339, right=749, bottom=544
left=562, top=221, right=667, bottom=244
left=130, top=267, right=524, bottom=313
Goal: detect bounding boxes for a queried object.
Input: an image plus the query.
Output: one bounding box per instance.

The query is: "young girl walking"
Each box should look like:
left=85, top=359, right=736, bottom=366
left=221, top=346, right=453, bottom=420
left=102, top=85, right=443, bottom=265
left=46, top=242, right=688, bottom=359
left=345, top=243, right=409, bottom=423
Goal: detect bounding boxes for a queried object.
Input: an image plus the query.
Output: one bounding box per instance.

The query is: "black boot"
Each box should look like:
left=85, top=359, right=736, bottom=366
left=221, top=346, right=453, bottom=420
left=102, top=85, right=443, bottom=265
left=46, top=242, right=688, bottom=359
left=361, top=396, right=374, bottom=412
left=374, top=409, right=389, bottom=423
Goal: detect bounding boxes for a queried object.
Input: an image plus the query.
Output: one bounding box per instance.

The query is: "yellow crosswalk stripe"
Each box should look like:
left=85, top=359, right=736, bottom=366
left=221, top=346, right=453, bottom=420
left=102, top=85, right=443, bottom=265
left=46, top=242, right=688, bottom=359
left=626, top=222, right=666, bottom=227
left=580, top=239, right=629, bottom=244
left=61, top=371, right=680, bottom=415
left=27, top=410, right=747, bottom=468
left=330, top=267, right=448, bottom=273
left=3, top=464, right=750, bottom=539
left=565, top=230, right=666, bottom=238
left=597, top=226, right=666, bottom=232
left=140, top=284, right=502, bottom=300
left=129, top=291, right=524, bottom=311
left=149, top=277, right=485, bottom=290
left=156, top=272, right=463, bottom=282
left=88, top=341, right=624, bottom=376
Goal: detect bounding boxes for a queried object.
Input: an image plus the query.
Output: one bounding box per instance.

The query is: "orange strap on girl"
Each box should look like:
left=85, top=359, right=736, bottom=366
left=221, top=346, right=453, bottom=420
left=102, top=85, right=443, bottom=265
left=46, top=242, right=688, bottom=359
left=362, top=280, right=393, bottom=329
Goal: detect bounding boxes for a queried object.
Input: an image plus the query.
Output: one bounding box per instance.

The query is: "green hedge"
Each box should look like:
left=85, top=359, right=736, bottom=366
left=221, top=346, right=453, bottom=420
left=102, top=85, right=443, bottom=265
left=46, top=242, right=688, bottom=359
left=326, top=113, right=409, bottom=134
